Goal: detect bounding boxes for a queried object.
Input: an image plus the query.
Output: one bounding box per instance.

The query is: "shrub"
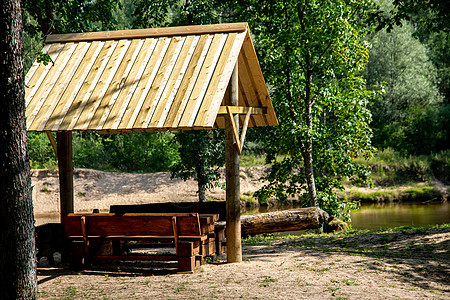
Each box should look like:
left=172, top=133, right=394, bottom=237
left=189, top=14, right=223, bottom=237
left=430, top=150, right=450, bottom=184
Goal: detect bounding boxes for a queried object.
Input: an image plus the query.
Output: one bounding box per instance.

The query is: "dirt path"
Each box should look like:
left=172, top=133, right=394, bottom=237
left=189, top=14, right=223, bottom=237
left=37, top=226, right=449, bottom=299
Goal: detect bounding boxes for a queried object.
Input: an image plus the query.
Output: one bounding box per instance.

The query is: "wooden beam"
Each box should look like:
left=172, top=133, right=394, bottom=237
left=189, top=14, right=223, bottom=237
left=45, top=131, right=58, bottom=157
left=172, top=216, right=179, bottom=256
left=218, top=106, right=266, bottom=115
left=239, top=107, right=252, bottom=153
left=225, top=106, right=252, bottom=155
left=57, top=131, right=74, bottom=225
left=226, top=106, right=241, bottom=154
left=225, top=62, right=242, bottom=263
left=46, top=23, right=248, bottom=44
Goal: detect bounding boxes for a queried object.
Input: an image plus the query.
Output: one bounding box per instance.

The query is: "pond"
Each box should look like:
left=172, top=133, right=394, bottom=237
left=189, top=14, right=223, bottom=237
left=242, top=201, right=449, bottom=230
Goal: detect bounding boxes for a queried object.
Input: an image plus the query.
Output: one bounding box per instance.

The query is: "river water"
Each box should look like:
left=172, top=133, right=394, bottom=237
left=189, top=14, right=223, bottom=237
left=243, top=201, right=449, bottom=230
left=350, top=201, right=449, bottom=229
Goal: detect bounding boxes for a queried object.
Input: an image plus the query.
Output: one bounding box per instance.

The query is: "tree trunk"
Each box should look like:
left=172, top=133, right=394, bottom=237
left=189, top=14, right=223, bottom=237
left=0, top=0, right=37, bottom=298
left=198, top=181, right=206, bottom=203
left=240, top=208, right=329, bottom=236
left=304, top=58, right=318, bottom=208
left=195, top=161, right=207, bottom=202
left=298, top=4, right=319, bottom=209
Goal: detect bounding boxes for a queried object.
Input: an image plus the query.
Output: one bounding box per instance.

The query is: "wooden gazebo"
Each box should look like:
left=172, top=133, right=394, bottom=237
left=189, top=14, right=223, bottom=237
left=25, top=22, right=278, bottom=262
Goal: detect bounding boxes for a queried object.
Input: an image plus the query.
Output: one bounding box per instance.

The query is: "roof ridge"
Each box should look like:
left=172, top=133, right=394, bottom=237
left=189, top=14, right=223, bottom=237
left=45, top=23, right=248, bottom=44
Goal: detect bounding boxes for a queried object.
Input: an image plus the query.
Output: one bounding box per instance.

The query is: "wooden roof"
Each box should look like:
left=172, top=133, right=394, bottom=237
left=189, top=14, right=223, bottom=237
left=25, top=23, right=278, bottom=133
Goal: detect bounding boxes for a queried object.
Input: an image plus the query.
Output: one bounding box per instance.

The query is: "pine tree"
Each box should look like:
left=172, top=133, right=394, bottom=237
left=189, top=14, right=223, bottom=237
left=0, top=0, right=37, bottom=298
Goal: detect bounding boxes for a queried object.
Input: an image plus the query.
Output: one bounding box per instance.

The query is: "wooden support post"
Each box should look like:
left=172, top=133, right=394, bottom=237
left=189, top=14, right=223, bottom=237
left=57, top=131, right=74, bottom=224
left=225, top=62, right=242, bottom=262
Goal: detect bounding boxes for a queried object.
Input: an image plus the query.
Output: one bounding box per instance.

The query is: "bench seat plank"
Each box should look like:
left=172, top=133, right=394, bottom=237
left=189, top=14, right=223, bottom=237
left=67, top=235, right=207, bottom=241
left=94, top=255, right=178, bottom=261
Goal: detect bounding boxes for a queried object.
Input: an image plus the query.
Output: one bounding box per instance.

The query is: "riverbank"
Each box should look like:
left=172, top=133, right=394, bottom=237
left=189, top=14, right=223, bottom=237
left=37, top=224, right=450, bottom=299
left=32, top=167, right=449, bottom=226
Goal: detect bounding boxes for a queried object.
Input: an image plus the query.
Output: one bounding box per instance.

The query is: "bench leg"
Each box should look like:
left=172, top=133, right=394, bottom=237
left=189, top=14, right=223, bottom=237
left=177, top=241, right=197, bottom=273
left=69, top=241, right=86, bottom=270
left=214, top=226, right=226, bottom=255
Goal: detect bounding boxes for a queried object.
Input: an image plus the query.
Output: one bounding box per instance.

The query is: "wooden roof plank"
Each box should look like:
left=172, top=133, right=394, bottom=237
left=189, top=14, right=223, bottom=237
left=95, top=39, right=144, bottom=130
left=166, top=34, right=212, bottom=128
left=109, top=38, right=158, bottom=130
left=27, top=43, right=78, bottom=130
left=25, top=43, right=65, bottom=110
left=185, top=33, right=228, bottom=127
left=141, top=36, right=187, bottom=128
left=193, top=32, right=237, bottom=128
left=238, top=50, right=267, bottom=127
left=178, top=34, right=226, bottom=128
left=75, top=39, right=130, bottom=130
left=197, top=31, right=246, bottom=128
left=25, top=44, right=52, bottom=87
left=124, top=37, right=171, bottom=129
left=153, top=35, right=199, bottom=128
left=117, top=38, right=161, bottom=130
left=25, top=44, right=64, bottom=108
left=46, top=41, right=105, bottom=131
left=241, top=32, right=278, bottom=126
left=34, top=42, right=92, bottom=131
left=60, top=40, right=118, bottom=130
left=88, top=39, right=137, bottom=130
left=25, top=23, right=277, bottom=132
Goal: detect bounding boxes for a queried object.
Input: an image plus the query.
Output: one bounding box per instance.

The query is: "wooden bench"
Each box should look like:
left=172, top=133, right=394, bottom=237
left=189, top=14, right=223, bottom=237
left=110, top=202, right=227, bottom=255
left=63, top=213, right=215, bottom=273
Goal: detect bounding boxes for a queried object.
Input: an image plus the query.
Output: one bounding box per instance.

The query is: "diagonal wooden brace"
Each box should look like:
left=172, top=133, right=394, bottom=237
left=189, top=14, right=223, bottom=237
left=46, top=131, right=58, bottom=157
left=226, top=106, right=252, bottom=155
left=172, top=216, right=179, bottom=256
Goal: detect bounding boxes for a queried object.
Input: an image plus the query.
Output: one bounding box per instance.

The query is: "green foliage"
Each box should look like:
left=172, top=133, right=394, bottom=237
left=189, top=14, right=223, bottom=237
left=27, top=132, right=57, bottom=169
left=357, top=148, right=435, bottom=186
left=344, top=186, right=442, bottom=203
left=231, top=0, right=377, bottom=218
left=430, top=150, right=450, bottom=184
left=365, top=17, right=444, bottom=155
left=371, top=0, right=449, bottom=34
left=22, top=0, right=119, bottom=36
left=103, top=132, right=180, bottom=172
left=22, top=0, right=120, bottom=72
left=73, top=132, right=109, bottom=170
left=113, top=0, right=137, bottom=30
left=28, top=131, right=180, bottom=172
left=170, top=130, right=224, bottom=201
left=356, top=148, right=442, bottom=185
left=133, top=0, right=223, bottom=29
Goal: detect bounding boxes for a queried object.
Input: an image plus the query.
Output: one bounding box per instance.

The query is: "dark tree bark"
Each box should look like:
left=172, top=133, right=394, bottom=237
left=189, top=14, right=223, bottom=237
left=0, top=0, right=37, bottom=298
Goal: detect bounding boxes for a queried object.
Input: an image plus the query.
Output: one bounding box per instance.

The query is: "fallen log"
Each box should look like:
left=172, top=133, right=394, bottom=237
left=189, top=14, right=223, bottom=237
left=240, top=207, right=329, bottom=235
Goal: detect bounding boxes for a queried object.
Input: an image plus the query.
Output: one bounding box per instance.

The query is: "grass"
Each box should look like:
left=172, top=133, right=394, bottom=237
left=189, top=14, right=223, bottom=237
left=342, top=185, right=443, bottom=203
left=273, top=224, right=450, bottom=261
left=240, top=154, right=267, bottom=167
left=354, top=148, right=450, bottom=186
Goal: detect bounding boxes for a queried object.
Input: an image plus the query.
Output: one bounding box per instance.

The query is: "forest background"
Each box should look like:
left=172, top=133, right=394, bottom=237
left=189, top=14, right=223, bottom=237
left=22, top=0, right=449, bottom=220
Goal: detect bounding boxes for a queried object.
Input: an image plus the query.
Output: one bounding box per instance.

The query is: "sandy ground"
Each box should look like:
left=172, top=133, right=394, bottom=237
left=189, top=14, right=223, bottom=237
left=33, top=168, right=450, bottom=299
left=32, top=167, right=268, bottom=225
